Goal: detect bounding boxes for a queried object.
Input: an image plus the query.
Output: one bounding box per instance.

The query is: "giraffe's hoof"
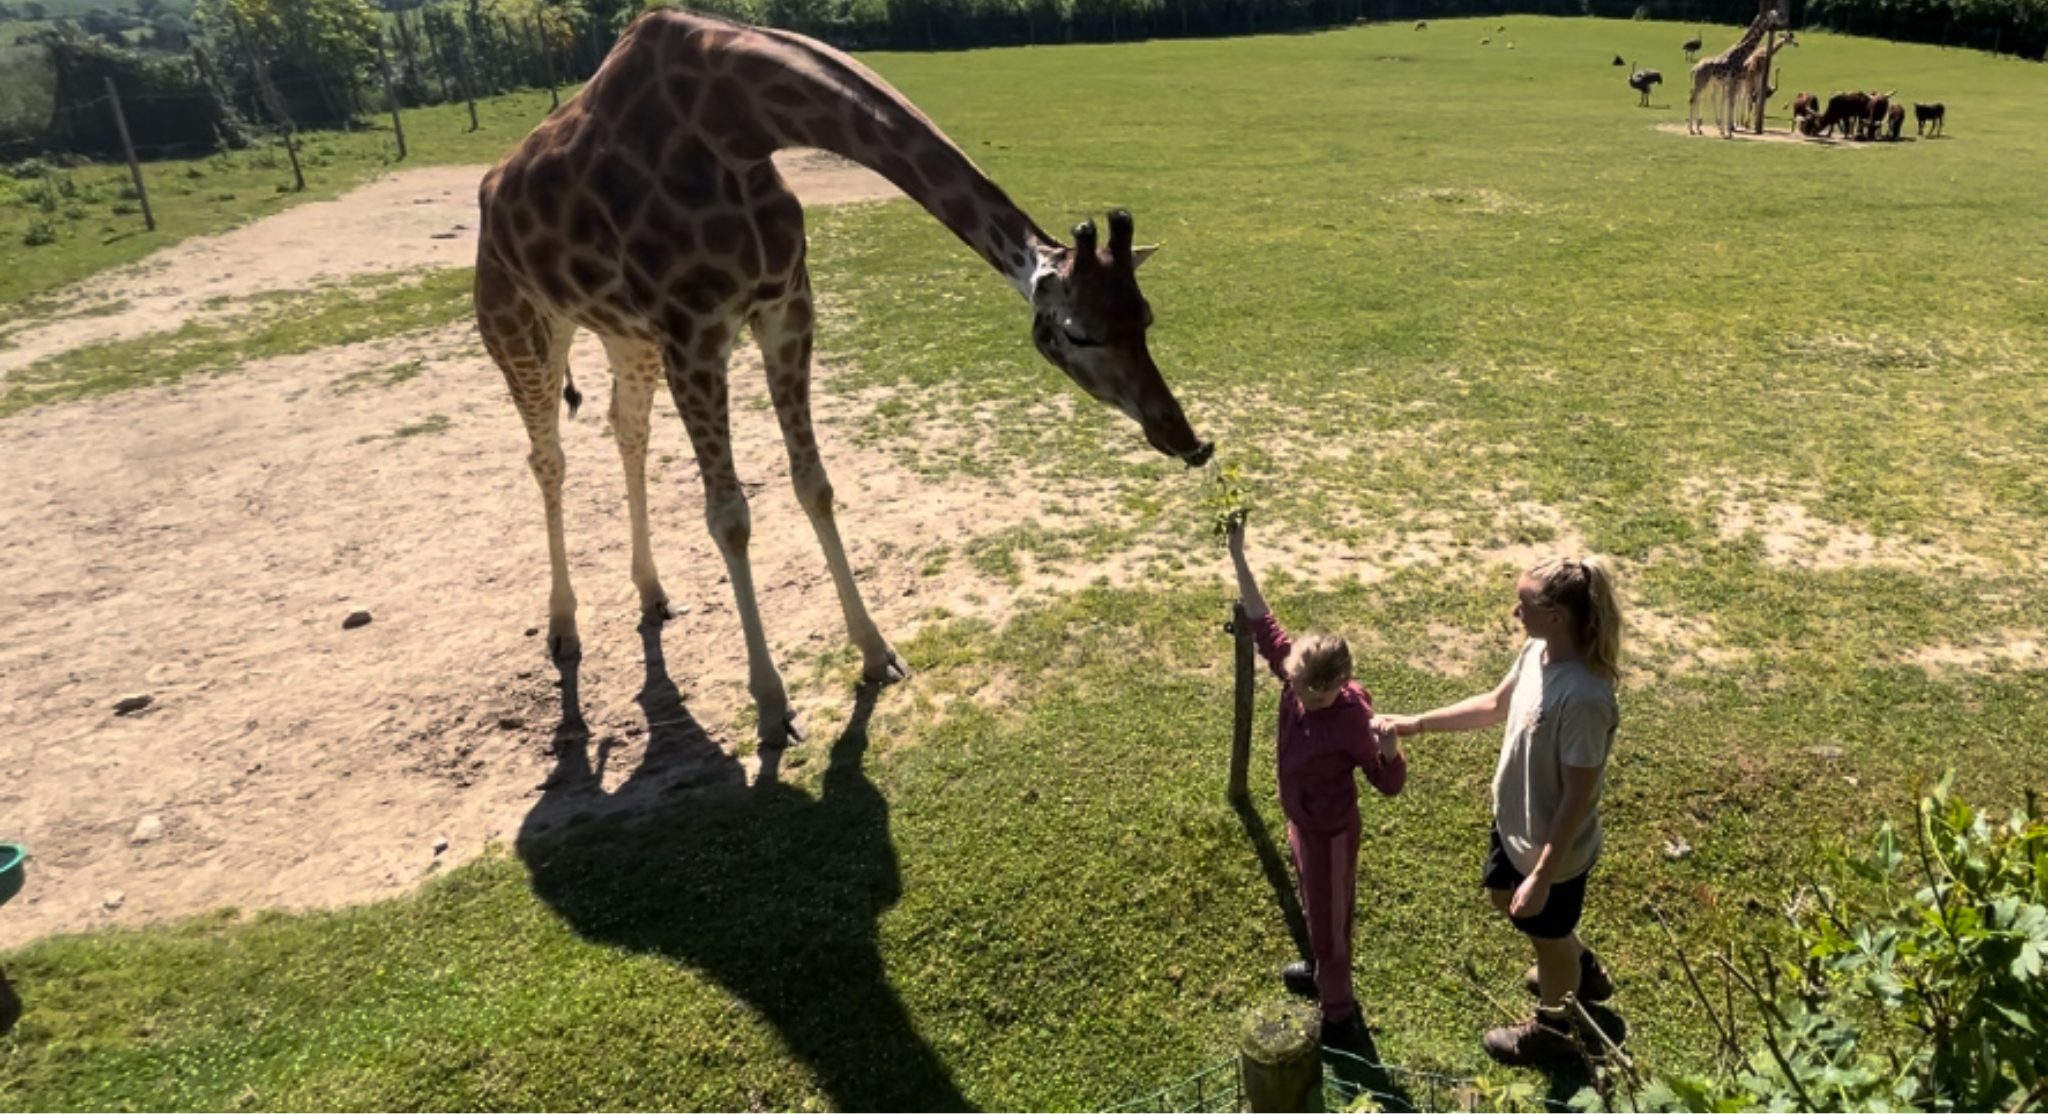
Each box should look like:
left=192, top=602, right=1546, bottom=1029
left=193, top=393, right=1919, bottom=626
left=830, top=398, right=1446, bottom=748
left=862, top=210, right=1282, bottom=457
left=547, top=634, right=582, bottom=665
left=759, top=709, right=805, bottom=751
left=864, top=652, right=912, bottom=686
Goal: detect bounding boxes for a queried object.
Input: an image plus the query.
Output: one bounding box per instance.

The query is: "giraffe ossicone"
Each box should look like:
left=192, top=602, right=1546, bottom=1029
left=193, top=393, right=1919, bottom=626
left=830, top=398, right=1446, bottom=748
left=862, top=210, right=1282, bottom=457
left=474, top=10, right=1210, bottom=750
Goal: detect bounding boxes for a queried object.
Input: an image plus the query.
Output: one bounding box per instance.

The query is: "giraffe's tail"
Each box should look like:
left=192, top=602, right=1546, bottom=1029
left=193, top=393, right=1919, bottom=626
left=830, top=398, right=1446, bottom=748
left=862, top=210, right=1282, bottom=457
left=563, top=370, right=583, bottom=419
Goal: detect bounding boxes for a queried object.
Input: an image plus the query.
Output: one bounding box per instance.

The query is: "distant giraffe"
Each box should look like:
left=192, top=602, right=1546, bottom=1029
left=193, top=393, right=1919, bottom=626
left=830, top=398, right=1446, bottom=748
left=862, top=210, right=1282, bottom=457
left=1688, top=5, right=1789, bottom=137
left=474, top=11, right=1211, bottom=748
left=1735, top=31, right=1796, bottom=132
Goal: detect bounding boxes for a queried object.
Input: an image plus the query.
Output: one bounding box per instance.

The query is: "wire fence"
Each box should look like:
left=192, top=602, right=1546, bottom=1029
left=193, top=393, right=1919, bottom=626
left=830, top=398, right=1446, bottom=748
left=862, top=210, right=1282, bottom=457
left=1109, top=1044, right=1593, bottom=1113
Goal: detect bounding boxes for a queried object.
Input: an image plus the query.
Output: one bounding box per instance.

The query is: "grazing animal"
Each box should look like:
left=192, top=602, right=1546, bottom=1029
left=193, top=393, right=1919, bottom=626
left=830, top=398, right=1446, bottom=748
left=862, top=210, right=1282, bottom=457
left=1682, top=30, right=1703, bottom=62
left=1914, top=101, right=1945, bottom=136
left=1862, top=90, right=1894, bottom=141
left=475, top=10, right=1210, bottom=747
left=1792, top=90, right=1819, bottom=134
left=1816, top=90, right=1870, bottom=138
left=1688, top=8, right=1788, bottom=137
left=1885, top=101, right=1905, bottom=140
left=1480, top=37, right=1490, bottom=45
left=1415, top=20, right=1427, bottom=30
left=1613, top=53, right=1626, bottom=66
left=1627, top=61, right=1663, bottom=107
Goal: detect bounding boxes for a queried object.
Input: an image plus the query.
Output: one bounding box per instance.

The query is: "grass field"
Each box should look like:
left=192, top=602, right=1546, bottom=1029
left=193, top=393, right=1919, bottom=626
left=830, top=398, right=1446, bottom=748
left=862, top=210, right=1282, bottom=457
left=4, top=16, right=2047, bottom=1110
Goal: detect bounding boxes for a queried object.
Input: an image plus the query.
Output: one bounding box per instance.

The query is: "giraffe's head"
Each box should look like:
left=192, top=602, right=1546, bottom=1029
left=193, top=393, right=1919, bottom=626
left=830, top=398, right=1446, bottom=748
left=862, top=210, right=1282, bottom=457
left=1029, top=210, right=1213, bottom=468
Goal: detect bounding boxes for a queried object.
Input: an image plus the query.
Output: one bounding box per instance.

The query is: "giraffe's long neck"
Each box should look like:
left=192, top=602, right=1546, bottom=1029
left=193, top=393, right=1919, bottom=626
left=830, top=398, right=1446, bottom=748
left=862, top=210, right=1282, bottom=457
left=1706, top=14, right=1772, bottom=69
left=651, top=14, right=1056, bottom=300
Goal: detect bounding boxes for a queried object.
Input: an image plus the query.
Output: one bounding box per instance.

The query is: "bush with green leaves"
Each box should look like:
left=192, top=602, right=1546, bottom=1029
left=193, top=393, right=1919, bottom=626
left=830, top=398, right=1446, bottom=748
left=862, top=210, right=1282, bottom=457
left=1595, top=777, right=2047, bottom=1113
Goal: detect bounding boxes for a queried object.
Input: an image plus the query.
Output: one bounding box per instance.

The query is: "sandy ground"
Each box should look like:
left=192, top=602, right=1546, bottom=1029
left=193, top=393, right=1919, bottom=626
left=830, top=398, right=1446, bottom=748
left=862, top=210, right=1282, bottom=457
left=0, top=151, right=1097, bottom=948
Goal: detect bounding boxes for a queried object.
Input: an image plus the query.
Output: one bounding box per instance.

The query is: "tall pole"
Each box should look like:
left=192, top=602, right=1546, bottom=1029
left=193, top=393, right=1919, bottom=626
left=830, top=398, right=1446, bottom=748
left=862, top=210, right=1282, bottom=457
left=103, top=77, right=155, bottom=231
left=376, top=32, right=407, bottom=159
left=1228, top=600, right=1253, bottom=803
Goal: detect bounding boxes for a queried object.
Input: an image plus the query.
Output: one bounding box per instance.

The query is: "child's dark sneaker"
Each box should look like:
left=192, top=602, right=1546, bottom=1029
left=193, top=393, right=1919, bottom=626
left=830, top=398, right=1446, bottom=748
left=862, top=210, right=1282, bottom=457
left=1482, top=1007, right=1577, bottom=1067
left=1522, top=950, right=1615, bottom=1002
left=1282, top=960, right=1318, bottom=999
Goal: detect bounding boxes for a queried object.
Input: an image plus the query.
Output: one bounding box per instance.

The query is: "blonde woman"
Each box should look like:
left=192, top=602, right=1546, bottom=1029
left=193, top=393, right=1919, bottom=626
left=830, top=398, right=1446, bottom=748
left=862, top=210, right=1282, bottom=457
left=1227, top=519, right=1406, bottom=1047
left=1379, top=556, right=1624, bottom=1067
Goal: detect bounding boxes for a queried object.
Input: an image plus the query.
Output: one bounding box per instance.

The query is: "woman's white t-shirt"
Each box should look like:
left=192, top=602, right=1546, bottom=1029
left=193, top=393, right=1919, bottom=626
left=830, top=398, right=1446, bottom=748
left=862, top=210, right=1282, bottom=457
left=1491, top=639, right=1617, bottom=880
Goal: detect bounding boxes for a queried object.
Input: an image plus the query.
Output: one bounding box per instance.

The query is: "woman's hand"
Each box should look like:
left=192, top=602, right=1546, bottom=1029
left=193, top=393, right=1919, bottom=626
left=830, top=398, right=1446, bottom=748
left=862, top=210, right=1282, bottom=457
left=1510, top=874, right=1552, bottom=919
left=1373, top=720, right=1403, bottom=759
left=1378, top=713, right=1422, bottom=738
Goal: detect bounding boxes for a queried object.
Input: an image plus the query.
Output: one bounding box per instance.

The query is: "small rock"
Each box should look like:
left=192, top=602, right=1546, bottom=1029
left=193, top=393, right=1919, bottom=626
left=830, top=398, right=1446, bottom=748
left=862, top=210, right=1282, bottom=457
left=432, top=836, right=449, bottom=855
left=1806, top=745, right=1844, bottom=760
left=1843, top=775, right=1860, bottom=788
left=130, top=814, right=163, bottom=843
left=525, top=627, right=539, bottom=637
left=1663, top=838, right=1694, bottom=861
left=497, top=716, right=525, bottom=730
left=103, top=891, right=125, bottom=911
left=429, top=231, right=458, bottom=240
left=342, top=608, right=373, bottom=630
left=112, top=693, right=153, bottom=715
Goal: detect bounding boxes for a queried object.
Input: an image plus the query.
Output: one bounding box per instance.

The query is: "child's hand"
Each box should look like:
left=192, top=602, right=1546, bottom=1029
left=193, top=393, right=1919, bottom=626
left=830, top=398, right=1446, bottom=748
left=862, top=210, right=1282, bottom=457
left=1374, top=720, right=1403, bottom=758
left=1378, top=714, right=1421, bottom=738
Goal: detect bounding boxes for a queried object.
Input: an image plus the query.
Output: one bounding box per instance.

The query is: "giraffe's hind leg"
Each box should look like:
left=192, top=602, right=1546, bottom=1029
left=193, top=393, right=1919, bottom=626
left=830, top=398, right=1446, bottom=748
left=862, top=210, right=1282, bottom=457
left=600, top=335, right=676, bottom=626
left=749, top=271, right=909, bottom=688
left=477, top=257, right=582, bottom=663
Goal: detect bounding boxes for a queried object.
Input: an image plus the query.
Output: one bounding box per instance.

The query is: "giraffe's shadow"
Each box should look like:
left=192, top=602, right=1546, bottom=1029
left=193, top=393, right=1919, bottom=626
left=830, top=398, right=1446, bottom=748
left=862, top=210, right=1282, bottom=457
left=516, top=629, right=972, bottom=1112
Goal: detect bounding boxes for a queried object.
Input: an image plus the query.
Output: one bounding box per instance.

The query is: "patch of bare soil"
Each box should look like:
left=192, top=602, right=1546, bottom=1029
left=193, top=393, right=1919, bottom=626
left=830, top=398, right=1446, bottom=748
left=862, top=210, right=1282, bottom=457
left=1651, top=121, right=1900, bottom=146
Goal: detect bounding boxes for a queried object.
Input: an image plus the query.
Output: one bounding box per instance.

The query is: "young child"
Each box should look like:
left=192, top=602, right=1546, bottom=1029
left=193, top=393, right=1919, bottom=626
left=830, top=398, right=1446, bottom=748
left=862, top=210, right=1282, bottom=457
left=1378, top=556, right=1624, bottom=1066
left=1227, top=520, right=1406, bottom=1045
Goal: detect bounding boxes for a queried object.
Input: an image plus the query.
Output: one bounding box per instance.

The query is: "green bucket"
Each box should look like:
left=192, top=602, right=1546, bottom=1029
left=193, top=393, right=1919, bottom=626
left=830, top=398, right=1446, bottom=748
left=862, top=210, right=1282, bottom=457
left=0, top=844, right=25, bottom=909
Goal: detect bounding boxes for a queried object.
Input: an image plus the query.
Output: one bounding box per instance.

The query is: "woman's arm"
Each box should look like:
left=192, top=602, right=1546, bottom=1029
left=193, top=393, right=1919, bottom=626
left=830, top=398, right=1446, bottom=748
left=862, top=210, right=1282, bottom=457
left=1381, top=672, right=1517, bottom=738
left=1510, top=763, right=1602, bottom=917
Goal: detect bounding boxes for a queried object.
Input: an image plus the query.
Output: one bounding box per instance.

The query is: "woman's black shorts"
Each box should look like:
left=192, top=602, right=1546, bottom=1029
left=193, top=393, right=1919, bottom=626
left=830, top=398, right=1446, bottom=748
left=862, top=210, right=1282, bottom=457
left=1483, top=826, right=1591, bottom=940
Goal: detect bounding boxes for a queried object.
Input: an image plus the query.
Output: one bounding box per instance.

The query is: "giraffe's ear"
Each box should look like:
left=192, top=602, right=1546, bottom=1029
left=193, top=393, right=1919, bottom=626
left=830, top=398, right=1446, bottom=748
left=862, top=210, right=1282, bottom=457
left=1130, top=244, right=1158, bottom=270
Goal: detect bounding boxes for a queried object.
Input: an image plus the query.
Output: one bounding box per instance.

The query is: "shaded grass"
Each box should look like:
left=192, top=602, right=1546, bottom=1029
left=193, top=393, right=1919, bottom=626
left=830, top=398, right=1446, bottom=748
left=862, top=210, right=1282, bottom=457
left=3, top=18, right=2047, bottom=1111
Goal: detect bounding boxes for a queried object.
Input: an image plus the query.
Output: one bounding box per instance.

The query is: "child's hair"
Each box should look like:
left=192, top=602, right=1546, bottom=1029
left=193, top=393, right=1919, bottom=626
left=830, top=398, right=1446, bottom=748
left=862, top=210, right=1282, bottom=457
left=1527, top=555, right=1624, bottom=684
left=1286, top=633, right=1353, bottom=694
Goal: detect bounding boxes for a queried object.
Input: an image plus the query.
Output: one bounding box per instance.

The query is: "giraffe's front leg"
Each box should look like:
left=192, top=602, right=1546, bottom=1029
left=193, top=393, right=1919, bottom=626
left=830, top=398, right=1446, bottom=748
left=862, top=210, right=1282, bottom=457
left=602, top=337, right=677, bottom=626
left=752, top=284, right=909, bottom=688
left=666, top=330, right=803, bottom=750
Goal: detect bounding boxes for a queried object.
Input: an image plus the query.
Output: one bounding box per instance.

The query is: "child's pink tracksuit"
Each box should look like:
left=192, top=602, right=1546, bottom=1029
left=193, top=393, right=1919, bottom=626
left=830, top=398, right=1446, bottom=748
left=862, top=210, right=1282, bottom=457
left=1252, top=613, right=1406, bottom=1024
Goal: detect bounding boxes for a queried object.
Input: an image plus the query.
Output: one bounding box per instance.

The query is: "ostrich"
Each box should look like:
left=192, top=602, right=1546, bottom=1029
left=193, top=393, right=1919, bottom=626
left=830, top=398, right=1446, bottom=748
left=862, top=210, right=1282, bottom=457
left=1628, top=61, right=1664, bottom=107
left=1682, top=30, right=1703, bottom=62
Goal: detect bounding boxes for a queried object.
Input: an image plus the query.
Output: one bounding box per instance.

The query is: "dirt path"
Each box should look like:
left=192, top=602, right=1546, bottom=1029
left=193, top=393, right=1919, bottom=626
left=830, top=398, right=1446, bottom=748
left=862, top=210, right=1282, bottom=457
left=0, top=154, right=1092, bottom=948
left=0, top=150, right=902, bottom=379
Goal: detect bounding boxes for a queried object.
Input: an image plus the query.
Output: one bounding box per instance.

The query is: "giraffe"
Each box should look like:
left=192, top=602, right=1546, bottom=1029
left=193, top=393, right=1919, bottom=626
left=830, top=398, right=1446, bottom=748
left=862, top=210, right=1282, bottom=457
left=1686, top=4, right=1789, bottom=137
left=473, top=10, right=1212, bottom=750
left=1735, top=31, right=1796, bottom=133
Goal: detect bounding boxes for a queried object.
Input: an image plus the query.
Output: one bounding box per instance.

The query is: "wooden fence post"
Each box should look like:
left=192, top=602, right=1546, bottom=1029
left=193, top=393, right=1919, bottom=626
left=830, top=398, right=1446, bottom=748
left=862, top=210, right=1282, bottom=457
left=375, top=33, right=407, bottom=159
left=1228, top=600, right=1254, bottom=803
left=102, top=77, right=154, bottom=231
left=1238, top=1001, right=1322, bottom=1113
left=232, top=14, right=304, bottom=191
